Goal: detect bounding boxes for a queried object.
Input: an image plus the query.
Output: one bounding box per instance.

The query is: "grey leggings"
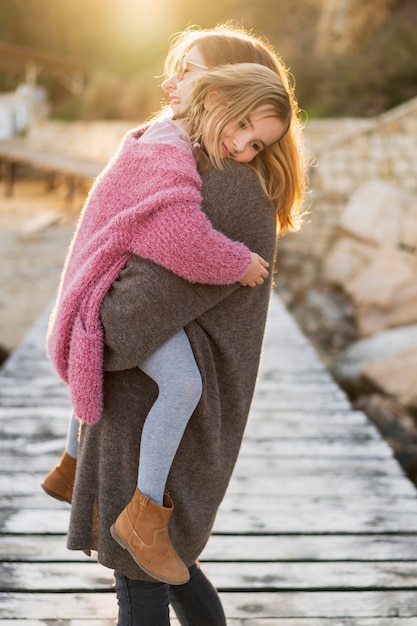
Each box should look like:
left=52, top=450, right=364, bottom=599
left=66, top=329, right=202, bottom=504
left=138, top=329, right=202, bottom=504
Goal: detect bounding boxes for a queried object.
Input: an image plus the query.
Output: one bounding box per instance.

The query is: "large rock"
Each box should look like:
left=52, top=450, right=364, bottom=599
left=325, top=243, right=417, bottom=336
left=388, top=281, right=417, bottom=327
left=323, top=238, right=375, bottom=287
left=338, top=179, right=417, bottom=249
left=323, top=181, right=417, bottom=337
left=361, top=346, right=417, bottom=416
left=345, top=248, right=417, bottom=335
left=331, top=323, right=417, bottom=396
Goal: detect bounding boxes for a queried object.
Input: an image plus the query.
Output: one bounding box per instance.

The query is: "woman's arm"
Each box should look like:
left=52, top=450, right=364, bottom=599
left=102, top=256, right=238, bottom=371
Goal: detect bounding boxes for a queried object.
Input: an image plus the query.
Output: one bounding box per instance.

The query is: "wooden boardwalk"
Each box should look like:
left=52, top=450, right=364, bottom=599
left=2, top=294, right=417, bottom=624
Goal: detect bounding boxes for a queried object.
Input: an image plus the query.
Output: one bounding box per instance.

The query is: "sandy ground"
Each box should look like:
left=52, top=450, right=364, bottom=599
left=0, top=179, right=81, bottom=356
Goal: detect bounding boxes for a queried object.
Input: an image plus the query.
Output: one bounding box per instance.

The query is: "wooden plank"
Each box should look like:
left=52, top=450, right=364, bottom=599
left=6, top=490, right=417, bottom=518
left=3, top=560, right=417, bottom=592
left=202, top=533, right=417, bottom=562
left=2, top=617, right=417, bottom=626
left=221, top=591, right=417, bottom=618
left=2, top=469, right=415, bottom=498
left=246, top=409, right=370, bottom=425
left=0, top=404, right=70, bottom=417
left=2, top=494, right=417, bottom=534
left=222, top=617, right=417, bottom=625
left=4, top=533, right=417, bottom=564
left=0, top=410, right=378, bottom=437
left=0, top=413, right=393, bottom=450
left=0, top=535, right=92, bottom=562
left=0, top=434, right=395, bottom=458
left=203, top=561, right=417, bottom=591
left=0, top=622, right=118, bottom=626
left=2, top=591, right=417, bottom=619
left=227, top=473, right=417, bottom=497
left=213, top=500, right=417, bottom=534
left=1, top=610, right=417, bottom=624
left=233, top=455, right=407, bottom=477
left=0, top=443, right=69, bottom=471
left=0, top=508, right=70, bottom=533
left=238, top=437, right=393, bottom=458
left=0, top=593, right=117, bottom=619
left=0, top=450, right=408, bottom=476
left=0, top=619, right=181, bottom=626
left=246, top=394, right=352, bottom=412
left=0, top=562, right=113, bottom=592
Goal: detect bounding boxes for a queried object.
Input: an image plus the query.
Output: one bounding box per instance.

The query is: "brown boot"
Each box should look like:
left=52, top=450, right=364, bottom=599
left=41, top=451, right=76, bottom=504
left=110, top=488, right=190, bottom=585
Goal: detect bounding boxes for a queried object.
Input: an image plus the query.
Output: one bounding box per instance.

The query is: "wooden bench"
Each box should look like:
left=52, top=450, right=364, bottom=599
left=0, top=140, right=103, bottom=203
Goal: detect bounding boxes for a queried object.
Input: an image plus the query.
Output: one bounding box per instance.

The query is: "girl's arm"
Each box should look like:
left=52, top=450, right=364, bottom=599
left=128, top=186, right=267, bottom=285
left=121, top=141, right=268, bottom=286
left=101, top=160, right=277, bottom=371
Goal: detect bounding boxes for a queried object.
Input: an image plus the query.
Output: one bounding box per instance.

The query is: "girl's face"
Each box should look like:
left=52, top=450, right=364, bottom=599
left=203, top=104, right=288, bottom=164
left=162, top=46, right=208, bottom=118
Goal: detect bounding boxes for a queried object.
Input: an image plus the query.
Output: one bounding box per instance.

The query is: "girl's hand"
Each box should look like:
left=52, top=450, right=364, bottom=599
left=239, top=252, right=269, bottom=287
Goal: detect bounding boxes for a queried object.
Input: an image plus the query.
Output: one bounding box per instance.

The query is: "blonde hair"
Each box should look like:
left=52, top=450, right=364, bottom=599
left=184, top=63, right=289, bottom=156
left=164, top=23, right=308, bottom=233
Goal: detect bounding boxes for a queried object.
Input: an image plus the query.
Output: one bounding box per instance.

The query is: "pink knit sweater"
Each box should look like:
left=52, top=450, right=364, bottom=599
left=46, top=124, right=251, bottom=424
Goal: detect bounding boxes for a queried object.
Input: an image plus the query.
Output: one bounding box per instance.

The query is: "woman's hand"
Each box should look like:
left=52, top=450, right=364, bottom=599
left=239, top=252, right=269, bottom=287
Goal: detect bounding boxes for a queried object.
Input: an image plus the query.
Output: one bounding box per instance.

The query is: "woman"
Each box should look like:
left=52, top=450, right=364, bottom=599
left=66, top=23, right=307, bottom=625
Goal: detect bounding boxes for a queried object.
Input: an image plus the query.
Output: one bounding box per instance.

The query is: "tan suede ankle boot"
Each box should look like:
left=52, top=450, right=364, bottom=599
left=41, top=451, right=76, bottom=504
left=110, top=488, right=190, bottom=585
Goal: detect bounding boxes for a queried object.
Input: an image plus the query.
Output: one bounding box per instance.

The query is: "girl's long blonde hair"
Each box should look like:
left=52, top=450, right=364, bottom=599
left=184, top=63, right=290, bottom=159
left=163, top=23, right=308, bottom=234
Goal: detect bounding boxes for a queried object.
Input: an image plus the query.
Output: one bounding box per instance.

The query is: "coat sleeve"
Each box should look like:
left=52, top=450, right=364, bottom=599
left=102, top=256, right=239, bottom=370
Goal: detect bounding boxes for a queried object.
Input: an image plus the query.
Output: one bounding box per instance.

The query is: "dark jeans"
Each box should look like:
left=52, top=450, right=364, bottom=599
left=115, top=562, right=227, bottom=626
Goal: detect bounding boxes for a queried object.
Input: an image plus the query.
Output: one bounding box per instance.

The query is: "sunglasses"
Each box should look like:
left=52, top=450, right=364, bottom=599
left=177, top=57, right=208, bottom=81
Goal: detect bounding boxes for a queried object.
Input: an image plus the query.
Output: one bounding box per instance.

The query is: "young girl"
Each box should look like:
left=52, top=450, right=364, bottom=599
left=42, top=62, right=292, bottom=585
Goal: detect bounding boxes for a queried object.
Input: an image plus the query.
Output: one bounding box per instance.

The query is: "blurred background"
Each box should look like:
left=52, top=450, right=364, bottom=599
left=0, top=0, right=416, bottom=122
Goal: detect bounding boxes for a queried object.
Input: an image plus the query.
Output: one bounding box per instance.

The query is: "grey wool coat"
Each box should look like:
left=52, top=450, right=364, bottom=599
left=66, top=159, right=278, bottom=579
